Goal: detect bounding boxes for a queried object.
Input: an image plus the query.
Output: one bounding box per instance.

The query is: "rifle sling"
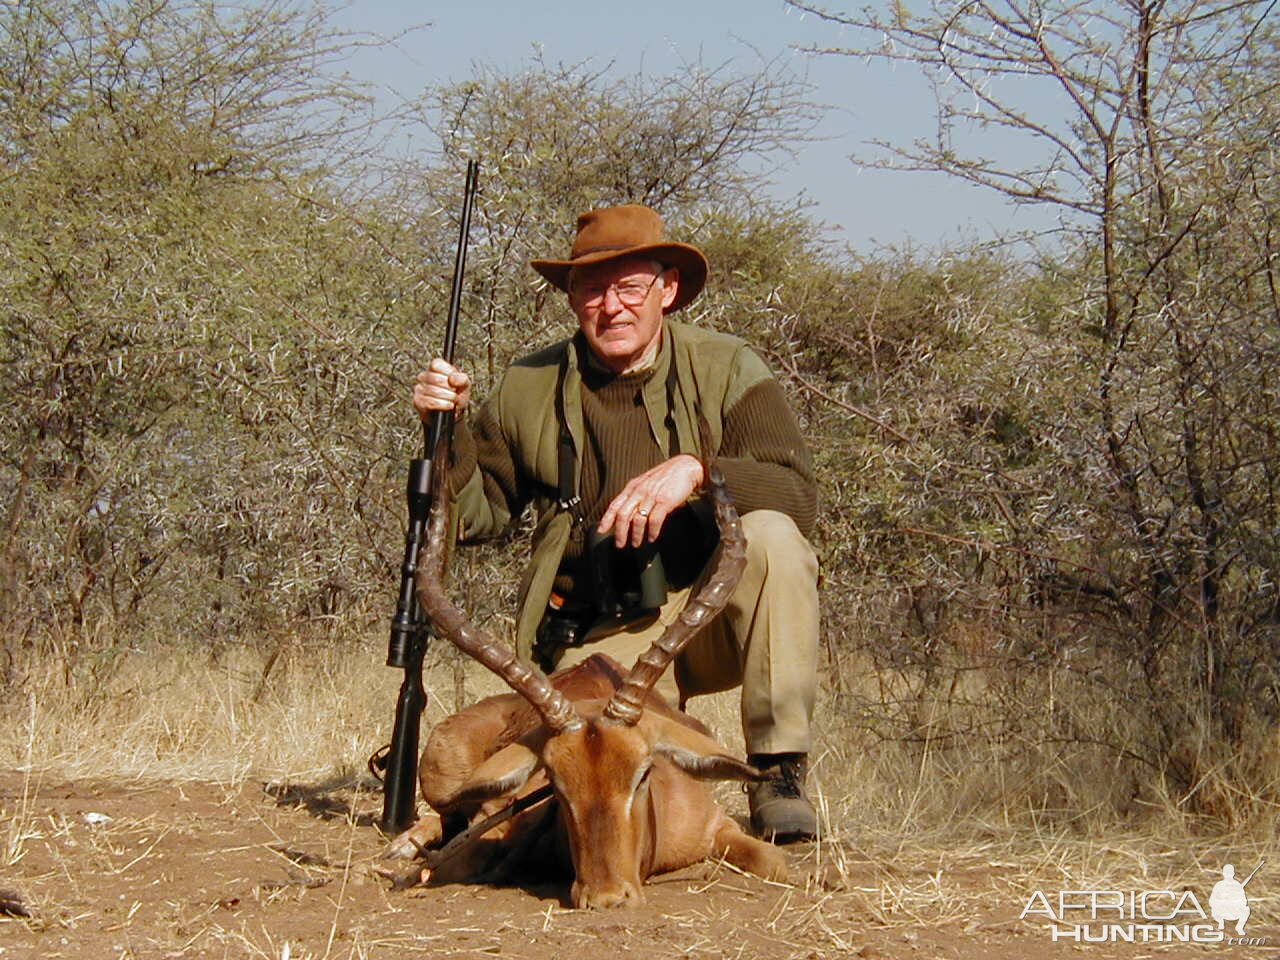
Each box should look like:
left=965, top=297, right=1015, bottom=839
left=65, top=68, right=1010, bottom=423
left=422, top=785, right=556, bottom=870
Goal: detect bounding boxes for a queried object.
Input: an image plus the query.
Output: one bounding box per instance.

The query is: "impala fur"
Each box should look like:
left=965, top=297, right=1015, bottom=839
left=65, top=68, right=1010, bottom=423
left=390, top=435, right=787, bottom=908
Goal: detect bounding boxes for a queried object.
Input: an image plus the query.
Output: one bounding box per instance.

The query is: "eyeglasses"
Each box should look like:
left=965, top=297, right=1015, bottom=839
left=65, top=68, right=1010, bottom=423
left=569, top=271, right=663, bottom=307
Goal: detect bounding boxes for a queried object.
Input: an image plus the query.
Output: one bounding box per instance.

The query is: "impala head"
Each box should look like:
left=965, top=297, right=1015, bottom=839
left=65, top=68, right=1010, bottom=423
left=548, top=713, right=667, bottom=908
left=448, top=698, right=766, bottom=908
left=415, top=427, right=759, bottom=908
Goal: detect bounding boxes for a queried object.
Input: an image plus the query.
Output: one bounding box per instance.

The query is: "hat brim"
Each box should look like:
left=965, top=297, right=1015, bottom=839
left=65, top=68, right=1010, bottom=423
left=531, top=242, right=708, bottom=313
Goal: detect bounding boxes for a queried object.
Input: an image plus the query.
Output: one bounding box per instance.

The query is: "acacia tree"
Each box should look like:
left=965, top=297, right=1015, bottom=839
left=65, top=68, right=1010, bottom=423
left=381, top=55, right=820, bottom=384
left=0, top=0, right=416, bottom=642
left=0, top=7, right=833, bottom=652
left=792, top=0, right=1280, bottom=806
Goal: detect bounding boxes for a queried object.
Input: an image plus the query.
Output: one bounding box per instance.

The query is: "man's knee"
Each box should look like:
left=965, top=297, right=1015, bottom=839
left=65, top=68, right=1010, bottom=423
left=740, top=510, right=818, bottom=581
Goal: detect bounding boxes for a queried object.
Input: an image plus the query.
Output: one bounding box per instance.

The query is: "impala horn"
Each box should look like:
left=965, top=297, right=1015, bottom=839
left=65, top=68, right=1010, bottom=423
left=415, top=430, right=584, bottom=735
left=602, top=420, right=748, bottom=726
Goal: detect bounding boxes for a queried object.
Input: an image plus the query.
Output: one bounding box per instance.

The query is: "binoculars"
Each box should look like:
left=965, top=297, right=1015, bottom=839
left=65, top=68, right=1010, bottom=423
left=587, top=529, right=668, bottom=621
left=533, top=533, right=669, bottom=671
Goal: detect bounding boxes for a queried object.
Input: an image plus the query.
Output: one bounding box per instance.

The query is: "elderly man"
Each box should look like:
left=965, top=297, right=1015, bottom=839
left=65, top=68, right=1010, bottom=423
left=412, top=204, right=820, bottom=841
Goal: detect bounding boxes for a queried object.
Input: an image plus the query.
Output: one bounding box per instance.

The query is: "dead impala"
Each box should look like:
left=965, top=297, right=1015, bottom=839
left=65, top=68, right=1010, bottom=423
left=385, top=453, right=788, bottom=908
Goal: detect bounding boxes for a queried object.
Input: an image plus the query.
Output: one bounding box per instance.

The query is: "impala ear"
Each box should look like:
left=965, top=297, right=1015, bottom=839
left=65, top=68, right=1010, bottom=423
left=655, top=742, right=770, bottom=782
left=441, top=741, right=541, bottom=808
left=649, top=718, right=771, bottom=783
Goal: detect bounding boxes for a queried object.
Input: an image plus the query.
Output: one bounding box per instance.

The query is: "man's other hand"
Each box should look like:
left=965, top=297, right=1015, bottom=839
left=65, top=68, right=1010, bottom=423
left=598, top=454, right=706, bottom=548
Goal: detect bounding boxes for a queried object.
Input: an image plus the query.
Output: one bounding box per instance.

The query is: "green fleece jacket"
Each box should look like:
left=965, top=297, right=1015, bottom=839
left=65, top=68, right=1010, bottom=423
left=449, top=319, right=815, bottom=661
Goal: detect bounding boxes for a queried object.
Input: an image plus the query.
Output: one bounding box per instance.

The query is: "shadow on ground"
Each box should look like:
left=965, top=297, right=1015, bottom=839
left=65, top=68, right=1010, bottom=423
left=263, top=773, right=381, bottom=826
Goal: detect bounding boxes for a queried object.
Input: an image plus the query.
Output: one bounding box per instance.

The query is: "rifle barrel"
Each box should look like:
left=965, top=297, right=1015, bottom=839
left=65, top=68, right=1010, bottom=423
left=426, top=158, right=480, bottom=454
left=381, top=158, right=479, bottom=836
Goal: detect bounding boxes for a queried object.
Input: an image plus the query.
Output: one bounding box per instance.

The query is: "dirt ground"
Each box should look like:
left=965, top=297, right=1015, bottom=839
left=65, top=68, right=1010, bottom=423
left=0, top=774, right=1269, bottom=959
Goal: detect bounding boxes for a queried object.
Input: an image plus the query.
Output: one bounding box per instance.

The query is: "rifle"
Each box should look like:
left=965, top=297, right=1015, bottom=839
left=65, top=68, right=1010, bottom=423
left=376, top=159, right=479, bottom=836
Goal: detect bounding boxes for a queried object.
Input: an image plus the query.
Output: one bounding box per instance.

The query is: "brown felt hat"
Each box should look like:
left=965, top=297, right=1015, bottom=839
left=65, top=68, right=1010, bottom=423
left=530, top=204, right=708, bottom=312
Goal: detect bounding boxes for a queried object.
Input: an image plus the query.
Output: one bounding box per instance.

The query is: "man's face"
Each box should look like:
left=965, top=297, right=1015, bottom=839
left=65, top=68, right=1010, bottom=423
left=568, top=256, right=679, bottom=373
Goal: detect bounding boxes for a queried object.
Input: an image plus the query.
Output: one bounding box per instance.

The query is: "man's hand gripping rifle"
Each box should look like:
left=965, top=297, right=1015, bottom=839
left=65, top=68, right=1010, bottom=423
left=373, top=160, right=479, bottom=836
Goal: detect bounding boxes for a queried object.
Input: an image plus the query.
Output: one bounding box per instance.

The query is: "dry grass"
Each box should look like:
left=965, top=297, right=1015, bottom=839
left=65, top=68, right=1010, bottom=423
left=1, top=631, right=448, bottom=787
left=3, top=691, right=39, bottom=870
left=2, top=629, right=1278, bottom=959
left=4, top=628, right=1277, bottom=849
left=685, top=651, right=1280, bottom=944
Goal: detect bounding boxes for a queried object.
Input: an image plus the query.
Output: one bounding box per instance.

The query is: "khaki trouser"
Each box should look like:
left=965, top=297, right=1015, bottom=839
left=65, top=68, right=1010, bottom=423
left=552, top=510, right=819, bottom=755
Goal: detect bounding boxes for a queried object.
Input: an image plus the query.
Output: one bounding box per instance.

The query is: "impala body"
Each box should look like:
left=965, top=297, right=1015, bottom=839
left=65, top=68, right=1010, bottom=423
left=387, top=450, right=787, bottom=908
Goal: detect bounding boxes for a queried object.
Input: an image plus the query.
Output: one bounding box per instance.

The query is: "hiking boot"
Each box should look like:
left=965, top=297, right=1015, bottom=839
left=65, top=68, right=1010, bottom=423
left=746, top=753, right=818, bottom=843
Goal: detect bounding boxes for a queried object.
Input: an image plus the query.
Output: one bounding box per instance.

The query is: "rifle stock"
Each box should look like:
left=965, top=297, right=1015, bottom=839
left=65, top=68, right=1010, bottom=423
left=379, top=159, right=479, bottom=836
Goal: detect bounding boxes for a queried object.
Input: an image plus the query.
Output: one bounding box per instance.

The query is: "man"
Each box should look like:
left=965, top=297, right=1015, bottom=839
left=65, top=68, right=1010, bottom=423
left=412, top=204, right=820, bottom=841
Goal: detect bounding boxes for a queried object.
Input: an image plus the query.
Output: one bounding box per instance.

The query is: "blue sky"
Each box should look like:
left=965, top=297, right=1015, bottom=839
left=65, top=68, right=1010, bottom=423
left=326, top=0, right=1055, bottom=252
